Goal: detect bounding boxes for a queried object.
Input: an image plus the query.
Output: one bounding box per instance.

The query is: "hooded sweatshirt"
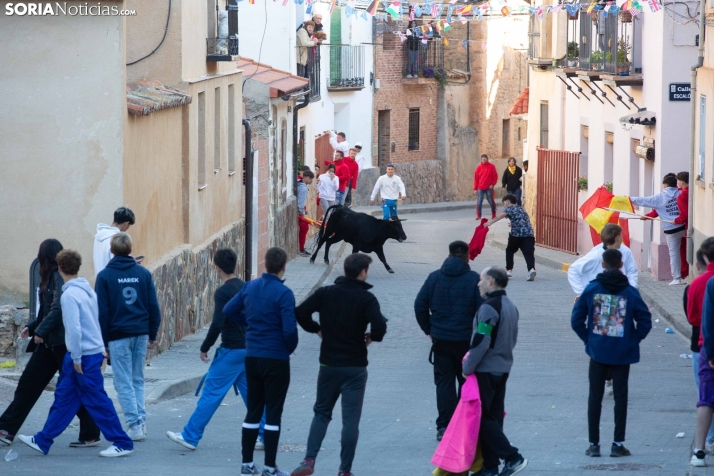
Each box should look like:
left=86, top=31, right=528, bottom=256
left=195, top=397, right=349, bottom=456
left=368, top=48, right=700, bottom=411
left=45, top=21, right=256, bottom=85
left=631, top=188, right=683, bottom=233
left=60, top=278, right=105, bottom=364
left=414, top=256, right=484, bottom=342
left=571, top=270, right=652, bottom=365
left=568, top=244, right=639, bottom=296
left=94, top=224, right=120, bottom=276
left=95, top=255, right=162, bottom=343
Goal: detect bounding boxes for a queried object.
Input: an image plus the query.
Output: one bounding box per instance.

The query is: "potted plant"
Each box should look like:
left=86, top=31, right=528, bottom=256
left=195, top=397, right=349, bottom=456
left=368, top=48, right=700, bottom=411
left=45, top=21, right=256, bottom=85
left=616, top=37, right=632, bottom=75
left=423, top=67, right=435, bottom=78
left=578, top=176, right=588, bottom=192
left=590, top=51, right=604, bottom=70
left=567, top=42, right=579, bottom=67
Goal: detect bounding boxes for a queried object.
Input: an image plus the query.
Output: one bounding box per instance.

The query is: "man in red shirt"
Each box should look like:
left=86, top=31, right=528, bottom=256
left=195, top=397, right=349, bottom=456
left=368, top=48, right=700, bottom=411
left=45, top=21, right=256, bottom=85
left=675, top=171, right=690, bottom=279
left=473, top=154, right=499, bottom=219
left=327, top=151, right=351, bottom=205
left=343, top=148, right=360, bottom=208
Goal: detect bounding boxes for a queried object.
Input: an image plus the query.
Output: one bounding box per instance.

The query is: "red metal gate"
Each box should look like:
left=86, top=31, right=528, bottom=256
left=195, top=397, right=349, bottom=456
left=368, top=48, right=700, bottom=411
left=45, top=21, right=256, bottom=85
left=535, top=148, right=580, bottom=254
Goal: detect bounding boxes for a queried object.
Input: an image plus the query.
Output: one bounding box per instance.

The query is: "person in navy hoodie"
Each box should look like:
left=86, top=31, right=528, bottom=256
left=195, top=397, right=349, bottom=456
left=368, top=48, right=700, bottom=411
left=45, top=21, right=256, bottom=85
left=571, top=249, right=652, bottom=458
left=96, top=233, right=161, bottom=442
left=224, top=247, right=297, bottom=476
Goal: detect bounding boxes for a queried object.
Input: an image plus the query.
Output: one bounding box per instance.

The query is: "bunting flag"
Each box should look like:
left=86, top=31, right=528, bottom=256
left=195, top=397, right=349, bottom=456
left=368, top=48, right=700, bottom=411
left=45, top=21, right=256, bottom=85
left=248, top=0, right=255, bottom=4
left=366, top=0, right=379, bottom=16
left=386, top=0, right=400, bottom=18
left=580, top=187, right=635, bottom=247
left=443, top=37, right=450, bottom=46
left=431, top=3, right=439, bottom=16
left=410, top=4, right=415, bottom=20
left=443, top=21, right=451, bottom=31
left=455, top=4, right=472, bottom=14
left=551, top=3, right=563, bottom=13
left=587, top=2, right=596, bottom=13
left=329, top=0, right=336, bottom=13
left=415, top=4, right=423, bottom=16
left=305, top=1, right=312, bottom=13
left=282, top=0, right=289, bottom=6
left=421, top=35, right=429, bottom=45
left=647, top=0, right=660, bottom=11
left=446, top=5, right=454, bottom=22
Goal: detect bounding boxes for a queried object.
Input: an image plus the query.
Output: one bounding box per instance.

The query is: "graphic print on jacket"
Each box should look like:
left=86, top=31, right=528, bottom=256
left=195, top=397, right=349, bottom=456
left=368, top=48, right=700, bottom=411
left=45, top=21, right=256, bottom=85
left=592, top=293, right=626, bottom=338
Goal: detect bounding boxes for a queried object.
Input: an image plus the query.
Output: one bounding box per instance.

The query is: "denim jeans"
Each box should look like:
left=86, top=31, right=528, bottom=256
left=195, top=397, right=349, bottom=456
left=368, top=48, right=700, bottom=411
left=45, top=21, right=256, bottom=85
left=336, top=190, right=346, bottom=205
left=406, top=50, right=419, bottom=76
left=506, top=188, right=522, bottom=207
left=382, top=199, right=398, bottom=220
left=477, top=189, right=496, bottom=217
left=692, top=351, right=714, bottom=442
left=109, top=335, right=148, bottom=427
left=183, top=347, right=265, bottom=446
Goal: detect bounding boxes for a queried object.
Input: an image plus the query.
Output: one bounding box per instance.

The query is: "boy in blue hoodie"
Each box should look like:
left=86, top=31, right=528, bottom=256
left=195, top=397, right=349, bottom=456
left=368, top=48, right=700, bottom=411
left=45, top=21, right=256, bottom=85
left=224, top=247, right=298, bottom=476
left=571, top=249, right=652, bottom=458
left=96, top=233, right=161, bottom=442
left=18, top=250, right=133, bottom=457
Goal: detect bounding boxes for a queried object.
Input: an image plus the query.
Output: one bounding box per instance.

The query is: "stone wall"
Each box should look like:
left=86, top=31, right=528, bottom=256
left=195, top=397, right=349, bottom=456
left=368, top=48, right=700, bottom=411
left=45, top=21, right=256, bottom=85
left=270, top=196, right=298, bottom=259
left=0, top=305, right=28, bottom=357
left=148, top=219, right=244, bottom=355
left=353, top=160, right=444, bottom=207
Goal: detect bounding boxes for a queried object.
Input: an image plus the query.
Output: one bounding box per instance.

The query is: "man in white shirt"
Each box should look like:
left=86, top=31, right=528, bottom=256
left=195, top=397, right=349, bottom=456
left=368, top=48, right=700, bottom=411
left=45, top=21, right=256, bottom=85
left=329, top=131, right=350, bottom=161
left=568, top=223, right=639, bottom=297
left=93, top=207, right=136, bottom=276
left=354, top=142, right=368, bottom=172
left=370, top=164, right=407, bottom=220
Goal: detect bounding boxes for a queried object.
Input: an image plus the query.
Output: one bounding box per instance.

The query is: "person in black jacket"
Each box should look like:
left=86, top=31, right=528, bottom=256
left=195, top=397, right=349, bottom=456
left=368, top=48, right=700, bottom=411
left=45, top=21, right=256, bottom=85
left=405, top=20, right=420, bottom=78
left=0, top=239, right=100, bottom=448
left=291, top=253, right=387, bottom=476
left=414, top=241, right=484, bottom=441
left=501, top=157, right=523, bottom=206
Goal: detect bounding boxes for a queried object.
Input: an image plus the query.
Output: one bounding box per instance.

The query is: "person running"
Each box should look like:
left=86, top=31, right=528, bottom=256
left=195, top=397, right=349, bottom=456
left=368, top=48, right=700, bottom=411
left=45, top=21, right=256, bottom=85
left=501, top=157, right=523, bottom=206
left=290, top=254, right=387, bottom=476
left=473, top=154, right=498, bottom=219
left=571, top=249, right=652, bottom=459
left=317, top=164, right=339, bottom=211
left=483, top=194, right=536, bottom=281
left=463, top=267, right=527, bottom=476
left=414, top=241, right=483, bottom=441
left=18, top=249, right=134, bottom=458
left=298, top=171, right=314, bottom=257
left=96, top=233, right=161, bottom=441
left=94, top=207, right=136, bottom=276
left=224, top=247, right=297, bottom=476
left=0, top=240, right=100, bottom=448
left=369, top=163, right=407, bottom=220
left=631, top=174, right=685, bottom=285
left=166, top=248, right=266, bottom=451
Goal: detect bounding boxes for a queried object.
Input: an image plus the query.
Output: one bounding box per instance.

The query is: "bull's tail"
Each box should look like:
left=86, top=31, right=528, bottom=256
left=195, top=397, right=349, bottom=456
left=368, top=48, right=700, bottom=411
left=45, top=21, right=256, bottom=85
left=316, top=205, right=340, bottom=244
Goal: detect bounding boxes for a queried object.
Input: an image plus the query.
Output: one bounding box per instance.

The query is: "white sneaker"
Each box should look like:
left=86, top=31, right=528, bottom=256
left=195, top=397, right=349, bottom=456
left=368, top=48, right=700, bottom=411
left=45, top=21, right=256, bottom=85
left=127, top=424, right=146, bottom=441
left=18, top=435, right=44, bottom=455
left=255, top=438, right=265, bottom=451
left=506, top=270, right=513, bottom=278
left=605, top=380, right=614, bottom=396
left=166, top=431, right=196, bottom=450
left=706, top=440, right=714, bottom=455
left=527, top=269, right=536, bottom=281
left=99, top=445, right=133, bottom=457
left=669, top=278, right=683, bottom=285
left=691, top=449, right=707, bottom=467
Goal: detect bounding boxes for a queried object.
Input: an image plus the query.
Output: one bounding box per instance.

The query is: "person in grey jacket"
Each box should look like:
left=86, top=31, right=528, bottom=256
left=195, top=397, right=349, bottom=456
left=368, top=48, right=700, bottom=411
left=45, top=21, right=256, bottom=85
left=463, top=267, right=527, bottom=476
left=298, top=171, right=314, bottom=257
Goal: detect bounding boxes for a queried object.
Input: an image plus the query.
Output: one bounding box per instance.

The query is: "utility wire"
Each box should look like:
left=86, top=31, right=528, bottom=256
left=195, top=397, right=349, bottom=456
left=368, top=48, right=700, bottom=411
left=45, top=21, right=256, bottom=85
left=127, top=0, right=172, bottom=66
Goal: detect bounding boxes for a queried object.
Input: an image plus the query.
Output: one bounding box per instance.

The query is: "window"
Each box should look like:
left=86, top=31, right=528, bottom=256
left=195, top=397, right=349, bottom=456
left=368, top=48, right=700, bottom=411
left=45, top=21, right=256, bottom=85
left=700, top=95, right=706, bottom=181
left=630, top=140, right=640, bottom=196
left=502, top=119, right=510, bottom=157
left=214, top=87, right=221, bottom=171
left=539, top=102, right=548, bottom=148
left=604, top=132, right=613, bottom=185
left=228, top=84, right=235, bottom=174
left=198, top=92, right=206, bottom=189
left=408, top=108, right=420, bottom=151
left=377, top=110, right=391, bottom=166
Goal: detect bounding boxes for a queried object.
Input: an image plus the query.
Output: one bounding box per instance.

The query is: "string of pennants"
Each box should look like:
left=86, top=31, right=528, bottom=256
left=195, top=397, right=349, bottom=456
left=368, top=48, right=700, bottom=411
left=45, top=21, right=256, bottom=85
left=259, top=0, right=663, bottom=20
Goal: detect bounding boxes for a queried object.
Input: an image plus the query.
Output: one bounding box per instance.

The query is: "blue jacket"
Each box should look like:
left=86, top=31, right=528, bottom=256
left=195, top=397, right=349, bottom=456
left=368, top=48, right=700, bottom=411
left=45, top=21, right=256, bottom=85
left=414, top=256, right=484, bottom=342
left=571, top=271, right=651, bottom=365
left=702, top=278, right=714, bottom=359
left=223, top=273, right=298, bottom=360
left=96, top=255, right=162, bottom=343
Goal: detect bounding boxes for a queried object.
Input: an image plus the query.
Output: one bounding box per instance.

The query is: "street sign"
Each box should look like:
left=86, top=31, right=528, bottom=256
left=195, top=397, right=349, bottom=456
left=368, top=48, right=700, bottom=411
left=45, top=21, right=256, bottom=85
left=669, top=83, right=691, bottom=101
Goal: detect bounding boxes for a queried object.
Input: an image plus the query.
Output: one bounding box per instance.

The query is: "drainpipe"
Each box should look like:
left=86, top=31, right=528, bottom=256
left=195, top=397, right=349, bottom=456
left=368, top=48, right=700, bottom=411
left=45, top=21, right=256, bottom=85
left=242, top=119, right=253, bottom=282
left=687, top=2, right=706, bottom=265
left=292, top=97, right=310, bottom=197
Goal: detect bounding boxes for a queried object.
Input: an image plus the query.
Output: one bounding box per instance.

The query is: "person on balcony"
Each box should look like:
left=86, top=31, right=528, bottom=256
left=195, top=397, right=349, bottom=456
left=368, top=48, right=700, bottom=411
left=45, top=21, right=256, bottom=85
left=296, top=21, right=316, bottom=78
left=297, top=14, right=323, bottom=33
left=405, top=20, right=420, bottom=78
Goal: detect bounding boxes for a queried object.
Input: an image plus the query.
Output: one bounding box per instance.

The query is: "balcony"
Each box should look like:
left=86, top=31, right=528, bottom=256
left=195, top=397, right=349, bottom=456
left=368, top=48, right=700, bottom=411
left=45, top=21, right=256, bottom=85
left=577, top=9, right=642, bottom=77
left=402, top=40, right=444, bottom=82
left=296, top=46, right=321, bottom=102
left=527, top=14, right=551, bottom=66
left=326, top=45, right=365, bottom=91
left=207, top=36, right=239, bottom=62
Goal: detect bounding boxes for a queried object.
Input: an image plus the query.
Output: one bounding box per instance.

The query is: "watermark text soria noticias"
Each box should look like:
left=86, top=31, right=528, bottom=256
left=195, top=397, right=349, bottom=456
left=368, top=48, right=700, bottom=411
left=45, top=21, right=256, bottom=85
left=5, top=3, right=137, bottom=16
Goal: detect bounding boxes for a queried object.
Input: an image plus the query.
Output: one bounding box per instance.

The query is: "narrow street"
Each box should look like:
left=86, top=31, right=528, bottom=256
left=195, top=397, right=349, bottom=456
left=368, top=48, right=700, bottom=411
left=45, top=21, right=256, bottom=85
left=1, top=209, right=697, bottom=475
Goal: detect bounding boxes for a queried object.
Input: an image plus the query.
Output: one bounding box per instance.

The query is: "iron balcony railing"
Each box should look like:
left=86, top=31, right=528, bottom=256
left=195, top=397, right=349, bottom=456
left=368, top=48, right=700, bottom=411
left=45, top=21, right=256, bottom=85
left=528, top=14, right=541, bottom=59
left=207, top=36, right=239, bottom=61
left=326, top=45, right=365, bottom=89
left=578, top=9, right=641, bottom=75
left=402, top=40, right=444, bottom=78
left=295, top=46, right=321, bottom=101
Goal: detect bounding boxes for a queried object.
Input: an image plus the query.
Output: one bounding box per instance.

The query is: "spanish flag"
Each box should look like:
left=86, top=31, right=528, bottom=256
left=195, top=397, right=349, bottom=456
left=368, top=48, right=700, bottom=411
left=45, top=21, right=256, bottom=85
left=579, top=186, right=635, bottom=246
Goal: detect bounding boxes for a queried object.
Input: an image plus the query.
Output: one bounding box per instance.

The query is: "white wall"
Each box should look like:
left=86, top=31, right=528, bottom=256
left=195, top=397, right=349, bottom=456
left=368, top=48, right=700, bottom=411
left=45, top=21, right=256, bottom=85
left=238, top=1, right=296, bottom=71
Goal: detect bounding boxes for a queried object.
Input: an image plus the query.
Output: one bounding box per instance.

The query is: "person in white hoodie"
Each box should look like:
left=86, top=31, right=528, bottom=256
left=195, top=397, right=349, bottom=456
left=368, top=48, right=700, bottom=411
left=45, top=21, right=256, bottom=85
left=94, top=207, right=136, bottom=277
left=370, top=163, right=407, bottom=220
left=18, top=250, right=134, bottom=458
left=317, top=163, right=339, bottom=211
left=568, top=223, right=639, bottom=297
left=630, top=174, right=686, bottom=285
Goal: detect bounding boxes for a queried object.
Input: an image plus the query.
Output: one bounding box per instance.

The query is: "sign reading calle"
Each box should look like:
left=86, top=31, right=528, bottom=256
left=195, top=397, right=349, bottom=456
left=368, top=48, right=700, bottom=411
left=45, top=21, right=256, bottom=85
left=669, top=83, right=691, bottom=102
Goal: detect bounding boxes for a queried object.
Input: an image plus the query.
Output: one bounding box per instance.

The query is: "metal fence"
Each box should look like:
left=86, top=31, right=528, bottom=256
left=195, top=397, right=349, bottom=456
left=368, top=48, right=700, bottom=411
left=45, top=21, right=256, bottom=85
left=402, top=40, right=444, bottom=77
left=326, top=45, right=365, bottom=89
left=535, top=148, right=580, bottom=254
left=577, top=10, right=641, bottom=75
left=206, top=37, right=239, bottom=58
left=528, top=14, right=541, bottom=59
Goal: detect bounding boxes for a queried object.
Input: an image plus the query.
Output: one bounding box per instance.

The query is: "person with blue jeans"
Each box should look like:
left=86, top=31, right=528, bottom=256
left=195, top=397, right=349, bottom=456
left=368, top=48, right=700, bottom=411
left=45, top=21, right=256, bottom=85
left=501, top=157, right=523, bottom=206
left=405, top=20, right=419, bottom=78
left=96, top=233, right=161, bottom=442
left=473, top=154, right=498, bottom=219
left=166, top=248, right=265, bottom=451
left=370, top=164, right=407, bottom=220
left=18, top=249, right=133, bottom=458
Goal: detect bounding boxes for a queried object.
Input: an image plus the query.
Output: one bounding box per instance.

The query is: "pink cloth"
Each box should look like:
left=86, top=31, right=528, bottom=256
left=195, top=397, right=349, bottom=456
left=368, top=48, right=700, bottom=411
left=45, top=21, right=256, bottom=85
left=431, top=373, right=482, bottom=473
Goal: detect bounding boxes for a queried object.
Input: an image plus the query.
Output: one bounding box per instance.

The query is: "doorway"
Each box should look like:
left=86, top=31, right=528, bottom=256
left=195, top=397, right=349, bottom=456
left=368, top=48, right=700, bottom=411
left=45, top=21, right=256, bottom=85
left=377, top=110, right=391, bottom=166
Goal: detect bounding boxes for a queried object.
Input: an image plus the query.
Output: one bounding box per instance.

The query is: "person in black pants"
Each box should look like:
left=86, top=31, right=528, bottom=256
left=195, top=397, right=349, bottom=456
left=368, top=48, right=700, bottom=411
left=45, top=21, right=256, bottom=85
left=501, top=157, right=523, bottom=206
left=483, top=194, right=537, bottom=282
left=0, top=239, right=99, bottom=448
left=290, top=253, right=387, bottom=476
left=414, top=241, right=483, bottom=441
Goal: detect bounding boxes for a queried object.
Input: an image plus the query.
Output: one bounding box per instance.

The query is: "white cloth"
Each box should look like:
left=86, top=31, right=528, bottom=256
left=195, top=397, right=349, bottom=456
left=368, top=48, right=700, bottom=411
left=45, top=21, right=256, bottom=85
left=665, top=229, right=685, bottom=279
left=355, top=152, right=368, bottom=172
left=329, top=131, right=350, bottom=159
left=567, top=244, right=639, bottom=296
left=630, top=188, right=682, bottom=232
left=93, top=224, right=120, bottom=277
left=371, top=174, right=406, bottom=201
left=318, top=173, right=339, bottom=201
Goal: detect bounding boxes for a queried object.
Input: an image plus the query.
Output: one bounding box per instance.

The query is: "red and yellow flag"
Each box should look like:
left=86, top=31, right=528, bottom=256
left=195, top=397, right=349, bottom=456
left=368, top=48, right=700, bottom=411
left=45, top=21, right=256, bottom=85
left=579, top=186, right=635, bottom=246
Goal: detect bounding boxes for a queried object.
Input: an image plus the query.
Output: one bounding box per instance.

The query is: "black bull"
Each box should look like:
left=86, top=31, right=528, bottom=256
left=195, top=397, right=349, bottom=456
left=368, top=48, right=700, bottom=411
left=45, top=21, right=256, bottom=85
left=309, top=205, right=407, bottom=273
